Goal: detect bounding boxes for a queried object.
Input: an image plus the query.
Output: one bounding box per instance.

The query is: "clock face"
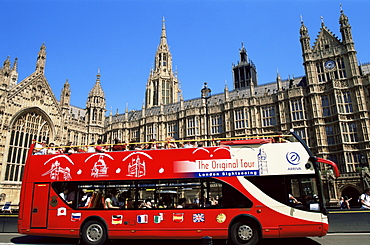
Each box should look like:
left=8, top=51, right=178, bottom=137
left=325, top=60, right=336, bottom=70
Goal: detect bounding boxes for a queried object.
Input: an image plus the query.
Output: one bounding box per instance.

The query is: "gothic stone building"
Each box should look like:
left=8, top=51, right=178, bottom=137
left=0, top=11, right=369, bottom=208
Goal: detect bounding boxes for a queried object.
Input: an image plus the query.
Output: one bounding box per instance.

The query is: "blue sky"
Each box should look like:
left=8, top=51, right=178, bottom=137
left=1, top=0, right=370, bottom=114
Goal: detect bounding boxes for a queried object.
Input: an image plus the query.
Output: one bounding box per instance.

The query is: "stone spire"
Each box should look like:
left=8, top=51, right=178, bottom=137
left=36, top=43, right=46, bottom=74
left=86, top=68, right=106, bottom=125
left=299, top=16, right=311, bottom=54
left=145, top=17, right=180, bottom=108
left=60, top=79, right=71, bottom=107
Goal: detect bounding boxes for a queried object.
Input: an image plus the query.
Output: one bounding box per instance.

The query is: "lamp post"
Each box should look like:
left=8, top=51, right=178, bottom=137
left=201, top=82, right=211, bottom=145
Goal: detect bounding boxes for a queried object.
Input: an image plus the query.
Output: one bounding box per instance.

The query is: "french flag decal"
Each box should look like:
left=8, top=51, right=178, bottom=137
left=137, top=214, right=148, bottom=224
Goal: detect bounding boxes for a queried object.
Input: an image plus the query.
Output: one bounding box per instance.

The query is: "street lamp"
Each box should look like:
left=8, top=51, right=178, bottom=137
left=201, top=82, right=211, bottom=145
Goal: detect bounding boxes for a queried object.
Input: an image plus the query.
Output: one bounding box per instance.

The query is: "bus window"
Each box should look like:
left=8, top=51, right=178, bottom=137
left=247, top=175, right=321, bottom=212
left=52, top=178, right=253, bottom=210
left=52, top=182, right=78, bottom=207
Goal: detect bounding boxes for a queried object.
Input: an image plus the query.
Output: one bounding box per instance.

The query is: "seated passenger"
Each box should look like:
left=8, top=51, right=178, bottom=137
left=105, top=193, right=119, bottom=209
left=139, top=199, right=152, bottom=209
left=47, top=142, right=57, bottom=154
left=157, top=199, right=165, bottom=208
left=177, top=198, right=186, bottom=208
left=34, top=141, right=47, bottom=155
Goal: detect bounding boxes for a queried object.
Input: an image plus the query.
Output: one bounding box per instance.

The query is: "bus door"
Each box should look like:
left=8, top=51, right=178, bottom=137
left=30, top=183, right=50, bottom=228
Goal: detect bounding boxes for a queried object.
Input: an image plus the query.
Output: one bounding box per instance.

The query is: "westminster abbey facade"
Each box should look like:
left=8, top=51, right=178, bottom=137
left=0, top=10, right=370, bottom=207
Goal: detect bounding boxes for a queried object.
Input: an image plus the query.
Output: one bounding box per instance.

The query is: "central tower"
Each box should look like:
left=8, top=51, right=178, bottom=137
left=145, top=17, right=181, bottom=108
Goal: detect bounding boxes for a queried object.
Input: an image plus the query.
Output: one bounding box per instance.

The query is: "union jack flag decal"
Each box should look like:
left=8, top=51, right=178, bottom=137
left=192, top=213, right=205, bottom=223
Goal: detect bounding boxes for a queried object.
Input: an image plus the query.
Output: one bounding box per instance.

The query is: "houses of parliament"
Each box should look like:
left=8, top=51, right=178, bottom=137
left=0, top=9, right=369, bottom=208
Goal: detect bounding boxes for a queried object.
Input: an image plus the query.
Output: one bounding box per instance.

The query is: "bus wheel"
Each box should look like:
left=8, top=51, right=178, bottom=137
left=230, top=221, right=259, bottom=245
left=81, top=220, right=107, bottom=245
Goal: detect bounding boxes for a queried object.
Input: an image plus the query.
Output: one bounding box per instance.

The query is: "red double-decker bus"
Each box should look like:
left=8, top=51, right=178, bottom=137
left=18, top=131, right=339, bottom=245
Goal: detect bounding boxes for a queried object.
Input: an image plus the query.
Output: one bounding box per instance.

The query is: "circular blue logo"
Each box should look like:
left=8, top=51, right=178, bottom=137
left=286, top=152, right=300, bottom=165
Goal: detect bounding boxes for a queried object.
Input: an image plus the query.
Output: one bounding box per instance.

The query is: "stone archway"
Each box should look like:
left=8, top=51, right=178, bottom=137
left=341, top=185, right=361, bottom=208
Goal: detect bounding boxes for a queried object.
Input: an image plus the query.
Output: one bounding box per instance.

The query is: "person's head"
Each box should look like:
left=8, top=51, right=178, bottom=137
left=179, top=198, right=186, bottom=204
left=365, top=188, right=370, bottom=194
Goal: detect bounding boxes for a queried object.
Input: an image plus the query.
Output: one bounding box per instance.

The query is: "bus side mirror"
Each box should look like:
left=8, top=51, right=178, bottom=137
left=305, top=162, right=313, bottom=170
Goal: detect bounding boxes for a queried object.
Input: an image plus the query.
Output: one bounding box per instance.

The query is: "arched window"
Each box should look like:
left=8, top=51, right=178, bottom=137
left=4, top=111, right=52, bottom=182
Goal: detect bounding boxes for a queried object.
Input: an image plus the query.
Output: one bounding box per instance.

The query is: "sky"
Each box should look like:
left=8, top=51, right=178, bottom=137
left=1, top=0, right=370, bottom=114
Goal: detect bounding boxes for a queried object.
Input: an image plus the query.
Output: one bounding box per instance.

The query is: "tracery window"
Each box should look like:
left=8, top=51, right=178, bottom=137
left=325, top=125, right=335, bottom=145
left=234, top=109, right=248, bottom=129
left=211, top=114, right=223, bottom=135
left=337, top=91, right=353, bottom=113
left=162, top=80, right=171, bottom=105
left=290, top=99, right=304, bottom=121
left=342, top=122, right=358, bottom=143
left=261, top=106, right=276, bottom=127
left=130, top=128, right=140, bottom=142
left=187, top=117, right=199, bottom=137
left=146, top=124, right=158, bottom=141
left=4, top=111, right=52, bottom=182
left=167, top=122, right=178, bottom=140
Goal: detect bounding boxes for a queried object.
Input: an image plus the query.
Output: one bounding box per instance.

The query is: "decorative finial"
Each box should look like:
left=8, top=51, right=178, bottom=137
left=340, top=3, right=343, bottom=13
left=96, top=67, right=101, bottom=82
left=300, top=15, right=304, bottom=24
left=320, top=16, right=324, bottom=26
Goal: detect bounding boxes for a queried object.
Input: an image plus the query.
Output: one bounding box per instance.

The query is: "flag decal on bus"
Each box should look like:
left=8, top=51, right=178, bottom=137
left=137, top=214, right=148, bottom=224
left=154, top=213, right=164, bottom=223
left=112, top=215, right=123, bottom=225
left=173, top=213, right=184, bottom=223
left=71, top=213, right=81, bottom=222
left=57, top=207, right=66, bottom=216
left=193, top=213, right=205, bottom=223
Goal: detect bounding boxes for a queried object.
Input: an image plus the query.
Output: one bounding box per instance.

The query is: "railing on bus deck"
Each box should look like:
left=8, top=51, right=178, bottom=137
left=30, top=133, right=293, bottom=154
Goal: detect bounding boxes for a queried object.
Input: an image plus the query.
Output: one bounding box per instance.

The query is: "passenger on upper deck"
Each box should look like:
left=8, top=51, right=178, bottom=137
left=63, top=142, right=74, bottom=154
left=148, top=139, right=158, bottom=150
left=112, top=138, right=125, bottom=151
left=87, top=142, right=95, bottom=153
left=33, top=140, right=47, bottom=155
left=183, top=140, right=193, bottom=148
left=165, top=136, right=178, bottom=149
left=95, top=139, right=107, bottom=153
left=128, top=140, right=137, bottom=150
left=46, top=142, right=57, bottom=154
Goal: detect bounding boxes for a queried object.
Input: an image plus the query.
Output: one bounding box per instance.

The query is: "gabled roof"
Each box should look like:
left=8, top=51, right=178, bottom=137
left=313, top=25, right=342, bottom=52
left=6, top=71, right=62, bottom=114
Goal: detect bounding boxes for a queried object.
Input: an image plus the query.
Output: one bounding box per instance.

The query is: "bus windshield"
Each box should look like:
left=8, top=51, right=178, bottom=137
left=248, top=174, right=321, bottom=212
